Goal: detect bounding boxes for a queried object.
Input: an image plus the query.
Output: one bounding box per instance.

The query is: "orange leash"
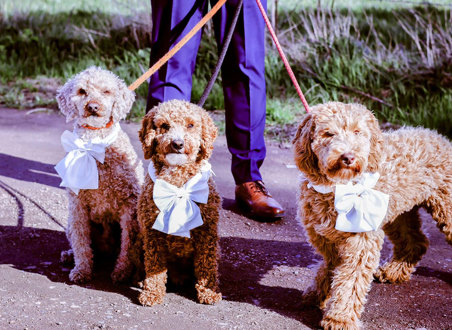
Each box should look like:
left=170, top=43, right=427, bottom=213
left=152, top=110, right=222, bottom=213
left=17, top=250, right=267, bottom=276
left=255, top=0, right=310, bottom=113
left=128, top=0, right=227, bottom=91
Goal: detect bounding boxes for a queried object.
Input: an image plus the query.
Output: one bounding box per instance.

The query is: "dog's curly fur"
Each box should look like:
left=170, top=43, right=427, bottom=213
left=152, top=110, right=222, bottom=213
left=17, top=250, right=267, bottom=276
left=137, top=100, right=222, bottom=306
left=57, top=67, right=144, bottom=283
left=293, top=102, right=452, bottom=329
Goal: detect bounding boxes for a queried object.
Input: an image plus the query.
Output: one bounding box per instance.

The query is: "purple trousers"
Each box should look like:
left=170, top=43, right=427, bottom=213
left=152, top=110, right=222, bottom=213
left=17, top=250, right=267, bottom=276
left=147, top=0, right=267, bottom=185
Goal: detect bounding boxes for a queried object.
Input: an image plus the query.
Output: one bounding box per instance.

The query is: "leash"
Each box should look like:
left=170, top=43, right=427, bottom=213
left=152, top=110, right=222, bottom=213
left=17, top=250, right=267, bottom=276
left=128, top=0, right=227, bottom=91
left=254, top=0, right=310, bottom=113
left=198, top=0, right=244, bottom=107
left=129, top=0, right=310, bottom=113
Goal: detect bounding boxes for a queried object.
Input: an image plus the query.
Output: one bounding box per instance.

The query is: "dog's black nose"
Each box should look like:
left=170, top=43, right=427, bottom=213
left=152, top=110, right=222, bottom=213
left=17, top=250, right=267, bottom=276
left=171, top=139, right=184, bottom=151
left=341, top=153, right=356, bottom=166
left=86, top=102, right=99, bottom=113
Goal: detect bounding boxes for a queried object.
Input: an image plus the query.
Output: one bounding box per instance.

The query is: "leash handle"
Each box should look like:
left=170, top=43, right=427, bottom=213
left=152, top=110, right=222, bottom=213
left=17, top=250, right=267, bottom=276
left=255, top=0, right=310, bottom=113
left=128, top=0, right=228, bottom=91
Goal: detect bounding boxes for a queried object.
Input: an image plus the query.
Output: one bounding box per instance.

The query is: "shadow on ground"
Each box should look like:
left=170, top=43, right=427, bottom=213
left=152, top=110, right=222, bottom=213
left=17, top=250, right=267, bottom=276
left=0, top=153, right=62, bottom=188
left=0, top=222, right=323, bottom=328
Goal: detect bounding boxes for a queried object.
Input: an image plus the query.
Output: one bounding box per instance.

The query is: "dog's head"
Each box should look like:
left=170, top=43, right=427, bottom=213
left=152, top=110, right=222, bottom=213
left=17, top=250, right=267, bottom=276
left=56, top=66, right=135, bottom=128
left=292, top=102, right=383, bottom=184
left=139, top=100, right=218, bottom=167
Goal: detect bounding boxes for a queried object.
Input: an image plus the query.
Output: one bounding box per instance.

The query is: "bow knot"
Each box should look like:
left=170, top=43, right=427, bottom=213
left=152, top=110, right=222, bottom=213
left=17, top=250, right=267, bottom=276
left=149, top=162, right=212, bottom=238
left=54, top=124, right=120, bottom=194
left=302, top=172, right=390, bottom=233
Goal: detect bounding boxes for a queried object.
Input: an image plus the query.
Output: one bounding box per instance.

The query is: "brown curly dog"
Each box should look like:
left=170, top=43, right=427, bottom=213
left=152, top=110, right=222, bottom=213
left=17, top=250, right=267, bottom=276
left=137, top=100, right=222, bottom=306
left=293, top=102, right=452, bottom=329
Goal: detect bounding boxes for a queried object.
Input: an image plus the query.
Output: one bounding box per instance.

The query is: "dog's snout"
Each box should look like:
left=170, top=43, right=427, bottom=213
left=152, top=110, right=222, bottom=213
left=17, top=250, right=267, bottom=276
left=340, top=153, right=355, bottom=166
left=171, top=139, right=184, bottom=151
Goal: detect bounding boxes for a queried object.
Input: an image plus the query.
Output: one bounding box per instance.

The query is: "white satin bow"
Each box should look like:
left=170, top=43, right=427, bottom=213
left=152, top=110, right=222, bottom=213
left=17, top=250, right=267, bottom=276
left=334, top=173, right=389, bottom=232
left=302, top=172, right=389, bottom=232
left=54, top=124, right=120, bottom=194
left=148, top=161, right=212, bottom=238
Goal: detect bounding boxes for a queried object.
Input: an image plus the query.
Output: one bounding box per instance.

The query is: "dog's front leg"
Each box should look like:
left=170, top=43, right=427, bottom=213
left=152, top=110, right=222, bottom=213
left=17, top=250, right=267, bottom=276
left=302, top=231, right=341, bottom=309
left=139, top=231, right=168, bottom=306
left=321, top=231, right=384, bottom=330
left=67, top=200, right=93, bottom=283
left=192, top=228, right=222, bottom=305
left=111, top=205, right=136, bottom=283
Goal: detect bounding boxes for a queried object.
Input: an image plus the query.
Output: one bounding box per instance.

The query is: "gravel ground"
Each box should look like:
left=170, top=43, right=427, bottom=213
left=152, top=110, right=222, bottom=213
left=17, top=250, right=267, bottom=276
left=0, top=108, right=451, bottom=330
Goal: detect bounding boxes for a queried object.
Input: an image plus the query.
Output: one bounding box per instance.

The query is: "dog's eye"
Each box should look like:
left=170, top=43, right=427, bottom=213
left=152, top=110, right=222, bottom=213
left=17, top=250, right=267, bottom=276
left=187, top=123, right=194, bottom=129
left=354, top=129, right=360, bottom=135
left=103, top=90, right=111, bottom=95
left=78, top=88, right=87, bottom=95
left=161, top=123, right=170, bottom=130
left=324, top=131, right=335, bottom=137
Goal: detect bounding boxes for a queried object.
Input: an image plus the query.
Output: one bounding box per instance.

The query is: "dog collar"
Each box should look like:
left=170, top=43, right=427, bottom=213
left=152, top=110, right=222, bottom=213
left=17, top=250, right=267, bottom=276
left=81, top=116, right=114, bottom=130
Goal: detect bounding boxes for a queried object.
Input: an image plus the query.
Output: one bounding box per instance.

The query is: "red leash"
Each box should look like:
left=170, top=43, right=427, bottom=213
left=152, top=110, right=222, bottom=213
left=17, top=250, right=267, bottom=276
left=255, top=0, right=310, bottom=113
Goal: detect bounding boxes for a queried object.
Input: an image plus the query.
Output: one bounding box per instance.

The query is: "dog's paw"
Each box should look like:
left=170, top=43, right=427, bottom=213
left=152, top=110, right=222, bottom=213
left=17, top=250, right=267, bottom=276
left=69, top=266, right=92, bottom=283
left=374, top=262, right=413, bottom=284
left=321, top=317, right=360, bottom=330
left=138, top=289, right=164, bottom=307
left=195, top=284, right=222, bottom=305
left=60, top=249, right=74, bottom=265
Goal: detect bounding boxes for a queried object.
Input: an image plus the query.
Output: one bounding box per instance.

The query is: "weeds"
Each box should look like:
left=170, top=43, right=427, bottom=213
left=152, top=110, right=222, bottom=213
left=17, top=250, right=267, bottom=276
left=0, top=2, right=451, bottom=138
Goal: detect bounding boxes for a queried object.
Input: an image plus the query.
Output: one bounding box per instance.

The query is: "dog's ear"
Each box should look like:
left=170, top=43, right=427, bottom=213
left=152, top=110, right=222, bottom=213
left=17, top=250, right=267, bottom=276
left=139, top=110, right=157, bottom=160
left=198, top=107, right=218, bottom=161
left=292, top=113, right=319, bottom=175
left=112, top=76, right=135, bottom=122
left=56, top=79, right=78, bottom=123
left=366, top=110, right=384, bottom=172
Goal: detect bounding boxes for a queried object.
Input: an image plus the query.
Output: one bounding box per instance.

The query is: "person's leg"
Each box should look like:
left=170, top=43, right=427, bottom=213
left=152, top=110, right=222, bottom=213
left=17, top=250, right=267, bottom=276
left=212, top=0, right=284, bottom=220
left=147, top=0, right=207, bottom=112
left=212, top=0, right=266, bottom=184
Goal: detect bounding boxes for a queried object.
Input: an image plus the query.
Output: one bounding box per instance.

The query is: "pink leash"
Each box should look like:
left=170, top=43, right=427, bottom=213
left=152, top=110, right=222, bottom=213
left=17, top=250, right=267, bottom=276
left=255, top=0, right=311, bottom=113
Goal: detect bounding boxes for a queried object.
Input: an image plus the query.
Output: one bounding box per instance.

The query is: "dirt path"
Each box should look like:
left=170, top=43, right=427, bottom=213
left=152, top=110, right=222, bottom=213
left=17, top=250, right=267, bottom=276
left=0, top=108, right=450, bottom=330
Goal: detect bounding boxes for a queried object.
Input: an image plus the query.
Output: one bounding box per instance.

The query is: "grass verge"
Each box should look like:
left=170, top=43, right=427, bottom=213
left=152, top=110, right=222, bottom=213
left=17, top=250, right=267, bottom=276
left=0, top=1, right=451, bottom=139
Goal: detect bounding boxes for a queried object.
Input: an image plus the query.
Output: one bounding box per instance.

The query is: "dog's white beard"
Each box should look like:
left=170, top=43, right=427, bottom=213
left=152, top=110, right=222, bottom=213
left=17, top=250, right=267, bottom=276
left=165, top=153, right=188, bottom=166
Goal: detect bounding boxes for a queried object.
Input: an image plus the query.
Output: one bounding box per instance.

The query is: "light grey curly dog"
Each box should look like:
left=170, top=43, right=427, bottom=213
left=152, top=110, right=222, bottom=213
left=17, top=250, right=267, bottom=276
left=56, top=67, right=144, bottom=283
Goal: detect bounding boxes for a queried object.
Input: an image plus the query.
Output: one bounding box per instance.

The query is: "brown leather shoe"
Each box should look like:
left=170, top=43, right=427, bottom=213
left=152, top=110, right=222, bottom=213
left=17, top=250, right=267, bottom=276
left=235, top=181, right=285, bottom=221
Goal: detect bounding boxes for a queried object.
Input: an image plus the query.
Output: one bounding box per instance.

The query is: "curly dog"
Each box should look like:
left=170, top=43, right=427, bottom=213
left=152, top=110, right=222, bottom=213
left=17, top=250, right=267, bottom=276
left=292, top=102, right=452, bottom=329
left=137, top=100, right=222, bottom=306
left=56, top=67, right=144, bottom=283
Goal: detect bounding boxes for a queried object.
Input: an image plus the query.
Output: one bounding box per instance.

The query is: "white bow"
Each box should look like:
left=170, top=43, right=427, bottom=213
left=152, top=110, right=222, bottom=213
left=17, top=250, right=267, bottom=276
left=54, top=124, right=120, bottom=194
left=149, top=161, right=212, bottom=238
left=334, top=173, right=389, bottom=232
left=301, top=172, right=389, bottom=233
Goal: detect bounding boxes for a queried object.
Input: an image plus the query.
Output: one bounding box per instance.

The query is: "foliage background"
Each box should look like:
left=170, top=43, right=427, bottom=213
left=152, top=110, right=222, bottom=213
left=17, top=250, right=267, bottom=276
left=0, top=0, right=451, bottom=138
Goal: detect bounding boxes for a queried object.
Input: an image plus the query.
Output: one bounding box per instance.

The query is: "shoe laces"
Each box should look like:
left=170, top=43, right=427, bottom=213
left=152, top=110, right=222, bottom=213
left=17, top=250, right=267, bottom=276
left=250, top=180, right=270, bottom=196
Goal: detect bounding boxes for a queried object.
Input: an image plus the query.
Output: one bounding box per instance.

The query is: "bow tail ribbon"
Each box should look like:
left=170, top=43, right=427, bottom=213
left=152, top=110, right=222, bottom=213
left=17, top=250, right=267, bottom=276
left=153, top=197, right=203, bottom=238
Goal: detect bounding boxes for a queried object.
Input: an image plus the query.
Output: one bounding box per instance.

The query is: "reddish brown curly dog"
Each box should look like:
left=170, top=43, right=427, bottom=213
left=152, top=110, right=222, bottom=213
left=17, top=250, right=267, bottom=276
left=293, top=102, right=452, bottom=329
left=137, top=100, right=222, bottom=306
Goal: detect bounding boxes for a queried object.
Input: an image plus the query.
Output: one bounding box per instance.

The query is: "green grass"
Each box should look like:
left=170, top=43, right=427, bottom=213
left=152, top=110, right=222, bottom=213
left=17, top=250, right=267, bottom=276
left=0, top=0, right=451, bottom=138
